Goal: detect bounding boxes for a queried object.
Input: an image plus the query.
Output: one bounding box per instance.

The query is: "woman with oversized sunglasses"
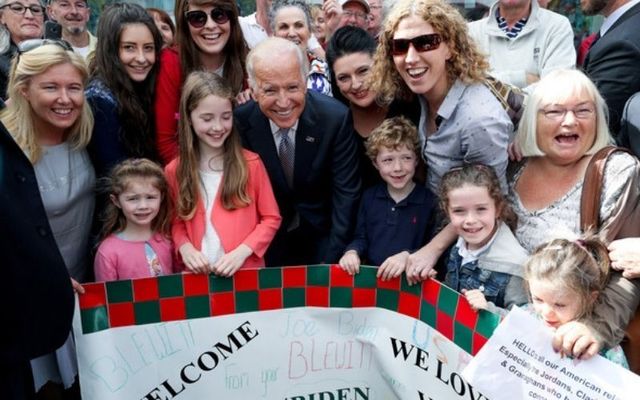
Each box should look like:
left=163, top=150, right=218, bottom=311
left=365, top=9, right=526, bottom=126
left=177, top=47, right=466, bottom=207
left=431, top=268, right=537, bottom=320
left=0, top=0, right=45, bottom=100
left=155, top=0, right=248, bottom=164
left=370, top=0, right=513, bottom=282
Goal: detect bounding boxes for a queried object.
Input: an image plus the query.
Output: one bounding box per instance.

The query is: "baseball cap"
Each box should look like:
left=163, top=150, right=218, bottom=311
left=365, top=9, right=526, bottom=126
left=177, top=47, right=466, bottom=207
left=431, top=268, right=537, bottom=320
left=340, top=0, right=370, bottom=13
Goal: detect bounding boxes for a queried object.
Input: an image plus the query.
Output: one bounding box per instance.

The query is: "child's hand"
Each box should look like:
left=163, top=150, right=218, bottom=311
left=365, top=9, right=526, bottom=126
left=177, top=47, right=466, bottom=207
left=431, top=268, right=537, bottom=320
left=71, top=278, right=85, bottom=294
left=378, top=251, right=409, bottom=281
left=462, top=289, right=488, bottom=311
left=338, top=250, right=360, bottom=275
left=211, top=244, right=253, bottom=277
left=179, top=243, right=210, bottom=274
left=552, top=321, right=601, bottom=361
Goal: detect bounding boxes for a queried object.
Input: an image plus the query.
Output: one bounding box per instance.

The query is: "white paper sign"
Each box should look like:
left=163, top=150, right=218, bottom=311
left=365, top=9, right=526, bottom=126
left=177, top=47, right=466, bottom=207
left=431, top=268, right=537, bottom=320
left=462, top=307, right=640, bottom=400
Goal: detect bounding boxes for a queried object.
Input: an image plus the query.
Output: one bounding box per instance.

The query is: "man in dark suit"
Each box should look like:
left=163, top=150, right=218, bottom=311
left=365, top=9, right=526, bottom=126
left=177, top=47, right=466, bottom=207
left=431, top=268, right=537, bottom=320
left=582, top=0, right=640, bottom=137
left=0, top=120, right=75, bottom=398
left=236, top=37, right=360, bottom=267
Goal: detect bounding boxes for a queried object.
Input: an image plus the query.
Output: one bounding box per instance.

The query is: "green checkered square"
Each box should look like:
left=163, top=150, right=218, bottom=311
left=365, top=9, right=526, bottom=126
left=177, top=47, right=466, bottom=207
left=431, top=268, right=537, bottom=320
left=454, top=321, right=473, bottom=354
left=354, top=267, right=378, bottom=288
left=401, top=276, right=421, bottom=296
left=81, top=306, right=108, bottom=334
left=185, top=296, right=210, bottom=319
left=235, top=291, right=258, bottom=313
left=437, top=284, right=459, bottom=317
left=330, top=287, right=352, bottom=308
left=476, top=309, right=501, bottom=337
left=259, top=268, right=282, bottom=289
left=209, top=274, right=233, bottom=292
left=420, top=300, right=437, bottom=328
left=158, top=274, right=183, bottom=298
left=307, top=266, right=330, bottom=286
left=376, top=288, right=399, bottom=311
left=106, top=280, right=133, bottom=303
left=283, top=288, right=306, bottom=308
left=134, top=301, right=161, bottom=324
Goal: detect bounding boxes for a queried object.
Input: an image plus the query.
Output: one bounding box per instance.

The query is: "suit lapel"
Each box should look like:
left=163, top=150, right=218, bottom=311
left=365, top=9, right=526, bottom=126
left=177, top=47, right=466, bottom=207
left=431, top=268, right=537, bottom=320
left=247, top=105, right=291, bottom=192
left=584, top=3, right=640, bottom=69
left=294, top=94, right=321, bottom=187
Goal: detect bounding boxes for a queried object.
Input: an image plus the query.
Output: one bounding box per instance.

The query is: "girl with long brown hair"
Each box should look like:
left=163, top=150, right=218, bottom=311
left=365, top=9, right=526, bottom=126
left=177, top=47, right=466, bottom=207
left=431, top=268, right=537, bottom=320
left=165, top=71, right=281, bottom=275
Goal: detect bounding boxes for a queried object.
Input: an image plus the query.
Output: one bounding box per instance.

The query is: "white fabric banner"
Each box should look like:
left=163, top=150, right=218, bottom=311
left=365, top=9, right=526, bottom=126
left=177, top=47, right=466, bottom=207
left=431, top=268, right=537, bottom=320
left=73, top=305, right=487, bottom=400
left=462, top=307, right=640, bottom=400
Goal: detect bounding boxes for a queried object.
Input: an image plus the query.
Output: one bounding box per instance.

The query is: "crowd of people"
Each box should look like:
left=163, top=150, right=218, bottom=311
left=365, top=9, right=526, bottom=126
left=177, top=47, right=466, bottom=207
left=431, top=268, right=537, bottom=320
left=2, top=0, right=640, bottom=398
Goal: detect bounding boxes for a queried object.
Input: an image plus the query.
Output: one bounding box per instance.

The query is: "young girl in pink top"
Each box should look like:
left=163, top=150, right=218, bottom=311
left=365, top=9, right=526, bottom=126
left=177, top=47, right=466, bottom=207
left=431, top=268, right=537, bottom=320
left=165, top=71, right=281, bottom=276
left=95, top=158, right=176, bottom=281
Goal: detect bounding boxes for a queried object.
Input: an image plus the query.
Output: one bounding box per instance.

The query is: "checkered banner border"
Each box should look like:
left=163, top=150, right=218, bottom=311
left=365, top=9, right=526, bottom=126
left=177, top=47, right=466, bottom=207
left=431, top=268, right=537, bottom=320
left=78, top=265, right=501, bottom=355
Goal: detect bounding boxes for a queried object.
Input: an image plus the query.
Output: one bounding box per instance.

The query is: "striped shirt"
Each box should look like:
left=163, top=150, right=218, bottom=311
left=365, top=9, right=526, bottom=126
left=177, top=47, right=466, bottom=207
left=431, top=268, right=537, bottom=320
left=496, top=8, right=528, bottom=39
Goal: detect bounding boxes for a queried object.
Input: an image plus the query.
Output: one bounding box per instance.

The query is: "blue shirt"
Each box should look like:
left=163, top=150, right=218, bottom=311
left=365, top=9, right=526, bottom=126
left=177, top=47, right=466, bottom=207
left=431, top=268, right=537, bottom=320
left=346, top=183, right=436, bottom=266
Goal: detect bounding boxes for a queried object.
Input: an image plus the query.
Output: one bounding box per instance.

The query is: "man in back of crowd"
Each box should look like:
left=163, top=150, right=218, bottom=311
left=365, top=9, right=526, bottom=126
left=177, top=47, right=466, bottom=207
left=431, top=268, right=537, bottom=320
left=366, top=0, right=383, bottom=38
left=468, top=0, right=575, bottom=92
left=47, top=0, right=96, bottom=59
left=323, top=0, right=370, bottom=39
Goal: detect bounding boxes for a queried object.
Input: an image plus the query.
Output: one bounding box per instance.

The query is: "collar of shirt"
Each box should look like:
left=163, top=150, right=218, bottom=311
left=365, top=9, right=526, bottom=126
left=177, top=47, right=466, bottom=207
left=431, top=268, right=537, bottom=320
left=600, top=0, right=640, bottom=36
left=456, top=227, right=499, bottom=265
left=270, top=120, right=299, bottom=146
left=374, top=182, right=423, bottom=206
left=495, top=7, right=529, bottom=39
left=417, top=80, right=464, bottom=143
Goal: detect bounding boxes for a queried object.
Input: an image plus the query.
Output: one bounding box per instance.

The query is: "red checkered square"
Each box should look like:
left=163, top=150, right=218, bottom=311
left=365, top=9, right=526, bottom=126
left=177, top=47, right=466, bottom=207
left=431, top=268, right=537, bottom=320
left=283, top=266, right=306, bottom=287
left=234, top=269, right=258, bottom=291
left=472, top=332, right=489, bottom=355
left=183, top=274, right=209, bottom=296
left=79, top=283, right=107, bottom=309
left=108, top=302, right=135, bottom=327
left=259, top=288, right=282, bottom=310
left=436, top=311, right=454, bottom=341
left=422, top=278, right=440, bottom=306
left=330, top=265, right=353, bottom=287
left=210, top=292, right=235, bottom=316
left=377, top=276, right=400, bottom=290
left=160, top=298, right=186, bottom=321
left=133, top=277, right=159, bottom=302
left=455, top=296, right=479, bottom=330
left=397, top=293, right=420, bottom=318
left=307, top=286, right=329, bottom=307
left=352, top=288, right=376, bottom=307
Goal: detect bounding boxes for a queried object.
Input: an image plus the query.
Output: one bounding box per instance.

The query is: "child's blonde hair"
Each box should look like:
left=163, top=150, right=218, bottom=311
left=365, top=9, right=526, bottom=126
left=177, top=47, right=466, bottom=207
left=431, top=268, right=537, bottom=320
left=101, top=158, right=171, bottom=239
left=176, top=71, right=250, bottom=220
left=365, top=116, right=420, bottom=161
left=524, top=236, right=610, bottom=320
left=439, top=164, right=516, bottom=230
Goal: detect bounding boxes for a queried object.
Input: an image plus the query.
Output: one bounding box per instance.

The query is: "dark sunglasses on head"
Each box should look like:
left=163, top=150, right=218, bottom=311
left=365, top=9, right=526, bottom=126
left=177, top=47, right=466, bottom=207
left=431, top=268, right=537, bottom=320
left=185, top=8, right=230, bottom=28
left=391, top=33, right=442, bottom=56
left=17, top=38, right=73, bottom=55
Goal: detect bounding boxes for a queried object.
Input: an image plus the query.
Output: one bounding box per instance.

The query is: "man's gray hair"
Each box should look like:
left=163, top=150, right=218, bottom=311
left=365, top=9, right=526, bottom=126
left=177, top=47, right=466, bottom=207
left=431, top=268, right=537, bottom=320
left=246, top=37, right=309, bottom=92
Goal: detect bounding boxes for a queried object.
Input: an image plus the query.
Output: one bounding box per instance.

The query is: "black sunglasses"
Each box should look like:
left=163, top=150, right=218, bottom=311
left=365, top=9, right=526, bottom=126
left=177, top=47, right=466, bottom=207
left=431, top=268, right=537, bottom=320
left=185, top=8, right=230, bottom=28
left=391, top=33, right=442, bottom=56
left=17, top=38, right=73, bottom=55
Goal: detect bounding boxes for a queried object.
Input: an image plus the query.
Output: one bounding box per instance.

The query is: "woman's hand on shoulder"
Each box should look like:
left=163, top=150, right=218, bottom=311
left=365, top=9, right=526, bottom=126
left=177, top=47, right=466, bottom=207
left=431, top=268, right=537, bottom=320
left=178, top=243, right=210, bottom=274
left=211, top=244, right=253, bottom=277
left=339, top=250, right=360, bottom=275
left=552, top=321, right=601, bottom=361
left=378, top=251, right=409, bottom=281
left=235, top=88, right=253, bottom=106
left=609, top=238, right=640, bottom=279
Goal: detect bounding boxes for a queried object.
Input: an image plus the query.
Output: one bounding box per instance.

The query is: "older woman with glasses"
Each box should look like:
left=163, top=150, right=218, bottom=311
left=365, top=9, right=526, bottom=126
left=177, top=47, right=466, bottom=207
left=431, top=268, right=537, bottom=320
left=155, top=0, right=248, bottom=164
left=507, top=68, right=640, bottom=366
left=1, top=41, right=95, bottom=395
left=0, top=0, right=45, bottom=99
left=370, top=0, right=513, bottom=279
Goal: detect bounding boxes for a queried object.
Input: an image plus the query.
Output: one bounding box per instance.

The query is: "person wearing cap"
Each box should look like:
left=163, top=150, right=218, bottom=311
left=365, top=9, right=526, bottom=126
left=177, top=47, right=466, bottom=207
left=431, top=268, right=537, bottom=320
left=47, top=0, right=96, bottom=59
left=323, top=0, right=370, bottom=38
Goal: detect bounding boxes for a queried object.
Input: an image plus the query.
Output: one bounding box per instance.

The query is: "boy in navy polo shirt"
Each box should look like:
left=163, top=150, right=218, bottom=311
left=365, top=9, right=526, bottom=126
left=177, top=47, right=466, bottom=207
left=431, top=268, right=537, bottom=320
left=339, top=116, right=436, bottom=280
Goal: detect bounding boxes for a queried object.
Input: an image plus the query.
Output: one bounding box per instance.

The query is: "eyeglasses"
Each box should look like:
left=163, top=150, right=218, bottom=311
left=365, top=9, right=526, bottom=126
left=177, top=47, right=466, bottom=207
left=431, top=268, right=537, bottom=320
left=0, top=2, right=45, bottom=16
left=54, top=1, right=89, bottom=11
left=391, top=33, right=442, bottom=56
left=185, top=8, right=230, bottom=28
left=538, top=106, right=595, bottom=121
left=18, top=38, right=73, bottom=54
left=343, top=10, right=367, bottom=21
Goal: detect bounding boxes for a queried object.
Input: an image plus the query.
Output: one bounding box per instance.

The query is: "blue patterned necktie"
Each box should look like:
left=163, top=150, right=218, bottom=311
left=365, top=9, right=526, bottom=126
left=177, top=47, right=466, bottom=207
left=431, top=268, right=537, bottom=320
left=278, top=128, right=294, bottom=188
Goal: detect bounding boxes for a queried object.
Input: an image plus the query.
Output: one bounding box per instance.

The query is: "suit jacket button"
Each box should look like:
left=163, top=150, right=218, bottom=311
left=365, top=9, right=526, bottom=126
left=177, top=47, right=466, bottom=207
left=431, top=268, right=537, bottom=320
left=37, top=227, right=48, bottom=237
left=15, top=173, right=26, bottom=182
